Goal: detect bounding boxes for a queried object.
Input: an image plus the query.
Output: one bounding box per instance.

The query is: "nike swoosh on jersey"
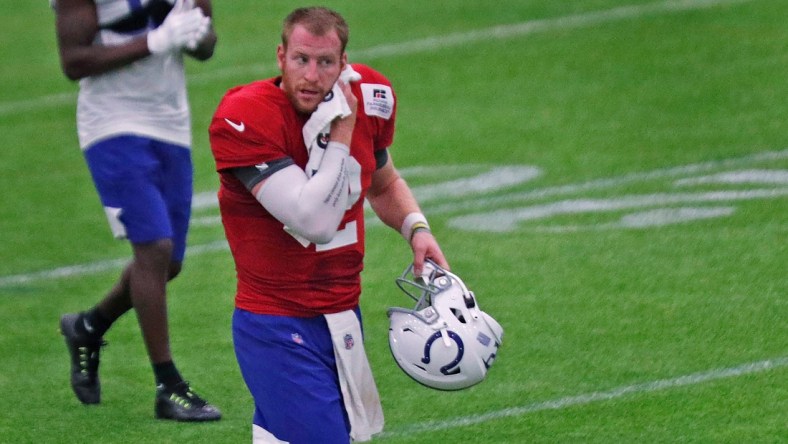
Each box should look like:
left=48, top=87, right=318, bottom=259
left=224, top=118, right=245, bottom=132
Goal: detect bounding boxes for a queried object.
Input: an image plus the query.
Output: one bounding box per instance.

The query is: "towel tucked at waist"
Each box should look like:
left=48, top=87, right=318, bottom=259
left=324, top=309, right=384, bottom=442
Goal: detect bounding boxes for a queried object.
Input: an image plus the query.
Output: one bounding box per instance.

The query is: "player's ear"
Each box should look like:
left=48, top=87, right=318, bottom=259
left=340, top=52, right=347, bottom=71
left=276, top=45, right=285, bottom=71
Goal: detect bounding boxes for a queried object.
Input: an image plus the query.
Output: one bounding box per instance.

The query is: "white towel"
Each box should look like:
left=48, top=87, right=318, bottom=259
left=324, top=310, right=384, bottom=442
left=252, top=424, right=289, bottom=443
left=303, top=66, right=361, bottom=178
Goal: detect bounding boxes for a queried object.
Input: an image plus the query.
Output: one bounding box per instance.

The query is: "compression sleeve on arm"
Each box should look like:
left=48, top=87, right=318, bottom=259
left=375, top=148, right=389, bottom=170
left=231, top=157, right=295, bottom=191
left=254, top=142, right=350, bottom=244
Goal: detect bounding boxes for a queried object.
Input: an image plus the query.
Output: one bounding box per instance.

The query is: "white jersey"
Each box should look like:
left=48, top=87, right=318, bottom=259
left=76, top=0, right=191, bottom=150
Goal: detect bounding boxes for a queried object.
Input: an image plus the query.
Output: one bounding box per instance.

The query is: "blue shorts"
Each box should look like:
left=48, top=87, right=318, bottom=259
left=84, top=135, right=192, bottom=262
left=233, top=308, right=361, bottom=444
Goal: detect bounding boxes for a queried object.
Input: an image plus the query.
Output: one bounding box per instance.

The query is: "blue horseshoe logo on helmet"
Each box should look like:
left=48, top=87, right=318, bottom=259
left=421, top=330, right=464, bottom=375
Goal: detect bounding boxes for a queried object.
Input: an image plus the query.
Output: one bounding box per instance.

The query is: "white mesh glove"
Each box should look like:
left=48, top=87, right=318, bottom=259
left=147, top=0, right=211, bottom=54
left=185, top=12, right=211, bottom=51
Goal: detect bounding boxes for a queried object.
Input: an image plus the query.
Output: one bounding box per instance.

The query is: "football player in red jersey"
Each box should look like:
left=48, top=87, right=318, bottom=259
left=209, top=6, right=448, bottom=443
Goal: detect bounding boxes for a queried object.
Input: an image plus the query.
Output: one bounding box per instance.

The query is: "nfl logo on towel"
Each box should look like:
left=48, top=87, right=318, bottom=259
left=344, top=334, right=354, bottom=350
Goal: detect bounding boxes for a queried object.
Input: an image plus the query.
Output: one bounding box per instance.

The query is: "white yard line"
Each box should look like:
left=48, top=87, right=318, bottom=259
left=348, top=0, right=754, bottom=61
left=2, top=148, right=785, bottom=287
left=0, top=240, right=228, bottom=288
left=429, top=149, right=788, bottom=215
left=380, top=356, right=788, bottom=439
left=0, top=0, right=754, bottom=116
left=449, top=188, right=788, bottom=232
left=362, top=148, right=788, bottom=228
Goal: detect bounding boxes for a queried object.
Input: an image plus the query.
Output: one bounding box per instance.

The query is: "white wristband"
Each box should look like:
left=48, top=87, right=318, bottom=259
left=400, top=212, right=430, bottom=242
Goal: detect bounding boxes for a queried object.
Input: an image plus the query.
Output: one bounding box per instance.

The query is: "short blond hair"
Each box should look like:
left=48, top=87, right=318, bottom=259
left=282, top=7, right=349, bottom=53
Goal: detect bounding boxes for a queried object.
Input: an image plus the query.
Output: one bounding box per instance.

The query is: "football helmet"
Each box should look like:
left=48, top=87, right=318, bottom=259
left=387, top=260, right=503, bottom=390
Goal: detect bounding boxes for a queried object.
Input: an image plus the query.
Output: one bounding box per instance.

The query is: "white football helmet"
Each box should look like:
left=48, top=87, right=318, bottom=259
left=387, top=260, right=503, bottom=390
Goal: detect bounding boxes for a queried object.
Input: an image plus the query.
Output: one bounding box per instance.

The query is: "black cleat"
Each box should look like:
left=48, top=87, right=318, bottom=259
left=155, top=381, right=222, bottom=422
left=60, top=313, right=106, bottom=405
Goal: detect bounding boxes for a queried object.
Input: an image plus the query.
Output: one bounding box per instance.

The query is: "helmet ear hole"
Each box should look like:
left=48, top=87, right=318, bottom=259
left=450, top=308, right=467, bottom=324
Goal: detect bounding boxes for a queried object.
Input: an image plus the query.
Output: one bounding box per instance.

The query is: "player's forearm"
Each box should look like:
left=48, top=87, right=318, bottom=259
left=55, top=0, right=151, bottom=80
left=255, top=143, right=350, bottom=244
left=59, top=38, right=151, bottom=80
left=367, top=175, right=422, bottom=233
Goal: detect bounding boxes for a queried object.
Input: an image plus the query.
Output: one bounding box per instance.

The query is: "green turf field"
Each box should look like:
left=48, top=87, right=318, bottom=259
left=1, top=0, right=786, bottom=442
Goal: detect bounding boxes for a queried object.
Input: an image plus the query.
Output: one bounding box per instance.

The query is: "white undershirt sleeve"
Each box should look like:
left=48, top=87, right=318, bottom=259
left=254, top=142, right=350, bottom=244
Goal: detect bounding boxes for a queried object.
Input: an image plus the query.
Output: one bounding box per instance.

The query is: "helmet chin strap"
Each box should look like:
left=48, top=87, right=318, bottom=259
left=438, top=325, right=452, bottom=347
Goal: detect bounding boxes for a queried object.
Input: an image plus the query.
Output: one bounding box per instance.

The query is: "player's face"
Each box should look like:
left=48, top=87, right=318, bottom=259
left=278, top=25, right=346, bottom=114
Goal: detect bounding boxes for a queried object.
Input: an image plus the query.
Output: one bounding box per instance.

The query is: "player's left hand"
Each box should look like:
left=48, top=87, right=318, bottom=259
left=410, top=231, right=448, bottom=277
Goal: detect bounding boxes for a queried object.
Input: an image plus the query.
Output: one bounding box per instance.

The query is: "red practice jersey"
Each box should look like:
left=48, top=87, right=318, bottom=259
left=209, top=64, right=396, bottom=317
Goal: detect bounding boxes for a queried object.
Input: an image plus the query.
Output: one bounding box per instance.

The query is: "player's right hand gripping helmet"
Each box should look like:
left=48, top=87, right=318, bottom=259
left=387, top=260, right=503, bottom=390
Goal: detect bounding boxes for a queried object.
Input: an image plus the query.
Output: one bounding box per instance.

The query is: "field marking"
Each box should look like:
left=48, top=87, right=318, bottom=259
left=380, top=356, right=788, bottom=439
left=449, top=188, right=788, bottom=232
left=533, top=206, right=737, bottom=232
left=0, top=241, right=228, bottom=288
left=2, top=149, right=785, bottom=288
left=346, top=0, right=754, bottom=61
left=676, top=169, right=788, bottom=186
left=189, top=149, right=788, bottom=213
left=429, top=149, right=788, bottom=215
left=363, top=149, right=788, bottom=229
left=0, top=0, right=754, bottom=117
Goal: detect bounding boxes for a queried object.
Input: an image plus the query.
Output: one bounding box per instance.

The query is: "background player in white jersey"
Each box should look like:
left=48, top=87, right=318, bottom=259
left=52, top=0, right=220, bottom=421
left=209, top=6, right=448, bottom=442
